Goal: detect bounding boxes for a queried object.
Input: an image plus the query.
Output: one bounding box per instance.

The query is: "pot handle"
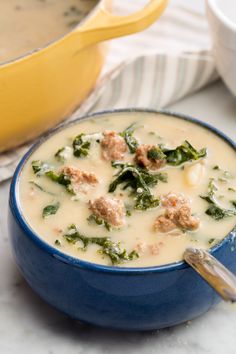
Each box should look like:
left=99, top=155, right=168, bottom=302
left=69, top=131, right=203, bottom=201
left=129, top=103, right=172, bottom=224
left=76, top=0, right=168, bottom=45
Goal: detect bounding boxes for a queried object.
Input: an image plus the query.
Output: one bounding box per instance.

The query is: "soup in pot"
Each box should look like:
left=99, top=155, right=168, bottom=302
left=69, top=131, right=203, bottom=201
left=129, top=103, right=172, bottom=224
left=0, top=0, right=98, bottom=63
left=18, top=112, right=236, bottom=267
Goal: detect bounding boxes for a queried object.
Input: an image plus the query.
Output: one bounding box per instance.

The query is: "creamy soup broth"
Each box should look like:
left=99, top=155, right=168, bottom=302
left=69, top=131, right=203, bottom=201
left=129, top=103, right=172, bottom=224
left=0, top=0, right=98, bottom=63
left=19, top=112, right=236, bottom=267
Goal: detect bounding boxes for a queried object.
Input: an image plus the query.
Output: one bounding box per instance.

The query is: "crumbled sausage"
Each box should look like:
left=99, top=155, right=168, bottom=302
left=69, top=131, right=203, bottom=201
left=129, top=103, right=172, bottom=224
left=101, top=131, right=127, bottom=161
left=61, top=166, right=98, bottom=185
left=148, top=244, right=160, bottom=256
left=134, top=242, right=147, bottom=254
left=61, top=166, right=98, bottom=193
left=135, top=144, right=166, bottom=170
left=89, top=196, right=126, bottom=227
left=153, top=214, right=177, bottom=233
left=154, top=192, right=199, bottom=232
left=170, top=205, right=200, bottom=231
left=53, top=228, right=63, bottom=235
left=135, top=242, right=163, bottom=256
left=162, top=192, right=187, bottom=208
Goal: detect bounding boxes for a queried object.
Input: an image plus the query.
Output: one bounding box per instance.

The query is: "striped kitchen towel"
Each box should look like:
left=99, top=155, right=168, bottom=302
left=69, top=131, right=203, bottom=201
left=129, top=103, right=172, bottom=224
left=0, top=2, right=218, bottom=182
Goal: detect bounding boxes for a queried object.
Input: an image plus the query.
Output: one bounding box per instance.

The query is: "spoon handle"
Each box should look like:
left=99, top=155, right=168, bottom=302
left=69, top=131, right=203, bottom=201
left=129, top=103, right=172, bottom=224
left=184, top=248, right=236, bottom=302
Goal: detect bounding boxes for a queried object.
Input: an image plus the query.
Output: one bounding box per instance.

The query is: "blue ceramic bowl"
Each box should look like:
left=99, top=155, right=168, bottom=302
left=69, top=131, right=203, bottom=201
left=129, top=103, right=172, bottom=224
left=8, top=109, right=236, bottom=331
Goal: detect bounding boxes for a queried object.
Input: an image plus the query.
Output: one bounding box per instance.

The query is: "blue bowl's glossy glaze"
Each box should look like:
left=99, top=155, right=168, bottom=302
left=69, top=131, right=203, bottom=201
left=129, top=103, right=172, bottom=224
left=8, top=109, right=236, bottom=331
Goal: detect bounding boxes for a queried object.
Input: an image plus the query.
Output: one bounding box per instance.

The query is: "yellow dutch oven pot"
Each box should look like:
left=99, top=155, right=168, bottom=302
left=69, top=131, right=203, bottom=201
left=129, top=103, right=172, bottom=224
left=0, top=0, right=167, bottom=152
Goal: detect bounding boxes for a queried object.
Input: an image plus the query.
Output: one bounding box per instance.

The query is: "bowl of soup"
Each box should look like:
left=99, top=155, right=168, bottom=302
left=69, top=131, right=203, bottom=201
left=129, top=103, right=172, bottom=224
left=9, top=109, right=236, bottom=330
left=0, top=0, right=167, bottom=152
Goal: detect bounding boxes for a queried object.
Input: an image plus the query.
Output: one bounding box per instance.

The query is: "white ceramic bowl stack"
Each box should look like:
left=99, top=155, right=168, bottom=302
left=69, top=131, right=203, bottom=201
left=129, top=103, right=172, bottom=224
left=206, top=0, right=236, bottom=96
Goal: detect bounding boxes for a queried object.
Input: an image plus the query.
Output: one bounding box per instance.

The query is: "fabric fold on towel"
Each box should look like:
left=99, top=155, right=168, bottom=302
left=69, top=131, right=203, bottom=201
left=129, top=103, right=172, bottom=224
left=0, top=3, right=218, bottom=183
left=75, top=51, right=217, bottom=116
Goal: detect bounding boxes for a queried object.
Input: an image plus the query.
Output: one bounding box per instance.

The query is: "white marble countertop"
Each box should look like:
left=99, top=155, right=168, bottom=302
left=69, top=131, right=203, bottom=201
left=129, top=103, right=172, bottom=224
left=1, top=1, right=236, bottom=353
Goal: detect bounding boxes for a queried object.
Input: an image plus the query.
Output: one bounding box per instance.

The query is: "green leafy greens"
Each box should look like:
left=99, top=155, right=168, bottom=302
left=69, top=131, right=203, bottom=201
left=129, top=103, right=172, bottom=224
left=73, top=133, right=91, bottom=158
left=213, top=165, right=220, bottom=170
left=120, top=123, right=139, bottom=153
left=55, top=147, right=66, bottom=162
left=163, top=140, right=207, bottom=166
left=64, top=224, right=139, bottom=265
left=31, top=160, right=52, bottom=176
left=109, top=162, right=167, bottom=210
left=147, top=146, right=166, bottom=161
left=55, top=146, right=72, bottom=162
left=205, top=204, right=236, bottom=220
left=201, top=178, right=236, bottom=220
left=29, top=181, right=56, bottom=196
left=31, top=160, right=76, bottom=195
left=200, top=178, right=216, bottom=204
left=131, top=140, right=206, bottom=167
left=231, top=200, right=236, bottom=208
left=208, top=238, right=216, bottom=245
left=42, top=202, right=60, bottom=218
left=87, top=214, right=112, bottom=231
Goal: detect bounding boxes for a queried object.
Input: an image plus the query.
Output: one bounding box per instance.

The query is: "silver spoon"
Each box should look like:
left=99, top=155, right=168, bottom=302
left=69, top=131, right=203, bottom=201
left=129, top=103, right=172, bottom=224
left=184, top=247, right=236, bottom=302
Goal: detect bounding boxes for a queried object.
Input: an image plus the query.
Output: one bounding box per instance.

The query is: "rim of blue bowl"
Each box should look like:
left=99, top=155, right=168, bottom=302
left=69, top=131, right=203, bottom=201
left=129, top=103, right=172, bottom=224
left=10, top=108, right=236, bottom=275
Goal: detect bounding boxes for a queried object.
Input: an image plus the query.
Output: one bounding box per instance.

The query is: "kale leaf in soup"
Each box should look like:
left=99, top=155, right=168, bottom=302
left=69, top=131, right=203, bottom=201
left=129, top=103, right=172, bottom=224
left=63, top=224, right=139, bottom=265
left=120, top=123, right=139, bottom=153
left=42, top=202, right=60, bottom=218
left=201, top=178, right=236, bottom=220
left=163, top=140, right=207, bottom=166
